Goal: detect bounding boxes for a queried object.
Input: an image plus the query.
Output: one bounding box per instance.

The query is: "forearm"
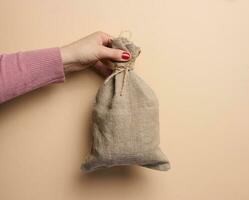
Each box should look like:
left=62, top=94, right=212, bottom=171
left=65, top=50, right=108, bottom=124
left=0, top=48, right=65, bottom=103
left=0, top=31, right=131, bottom=104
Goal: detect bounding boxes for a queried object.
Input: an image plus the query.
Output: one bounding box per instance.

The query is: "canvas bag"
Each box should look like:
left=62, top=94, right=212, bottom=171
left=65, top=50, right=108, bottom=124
left=81, top=37, right=170, bottom=172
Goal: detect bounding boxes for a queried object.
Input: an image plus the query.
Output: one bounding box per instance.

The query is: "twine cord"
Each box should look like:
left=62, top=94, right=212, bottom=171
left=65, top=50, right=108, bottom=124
left=118, top=30, right=132, bottom=40
left=104, top=64, right=132, bottom=96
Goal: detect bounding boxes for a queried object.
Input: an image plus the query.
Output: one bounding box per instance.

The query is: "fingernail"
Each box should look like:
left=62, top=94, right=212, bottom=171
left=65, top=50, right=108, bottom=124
left=121, top=52, right=130, bottom=60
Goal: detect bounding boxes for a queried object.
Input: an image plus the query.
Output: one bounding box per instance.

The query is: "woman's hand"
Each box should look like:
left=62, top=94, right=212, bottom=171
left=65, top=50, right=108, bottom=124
left=60, top=31, right=131, bottom=76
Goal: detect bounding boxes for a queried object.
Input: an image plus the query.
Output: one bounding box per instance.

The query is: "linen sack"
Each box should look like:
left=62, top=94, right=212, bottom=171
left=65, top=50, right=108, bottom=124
left=81, top=37, right=170, bottom=172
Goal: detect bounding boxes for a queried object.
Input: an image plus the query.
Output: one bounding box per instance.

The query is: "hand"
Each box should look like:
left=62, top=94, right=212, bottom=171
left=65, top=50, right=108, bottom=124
left=60, top=31, right=131, bottom=76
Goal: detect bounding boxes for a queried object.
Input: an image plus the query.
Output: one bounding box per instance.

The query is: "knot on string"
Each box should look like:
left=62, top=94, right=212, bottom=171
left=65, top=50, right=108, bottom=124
left=104, top=62, right=133, bottom=96
left=104, top=36, right=141, bottom=96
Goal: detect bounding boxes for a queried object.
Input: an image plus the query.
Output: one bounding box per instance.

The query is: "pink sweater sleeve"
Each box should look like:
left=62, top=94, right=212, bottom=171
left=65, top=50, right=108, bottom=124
left=0, top=47, right=65, bottom=103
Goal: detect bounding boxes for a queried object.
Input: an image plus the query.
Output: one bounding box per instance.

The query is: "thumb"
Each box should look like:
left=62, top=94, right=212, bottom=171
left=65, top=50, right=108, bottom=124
left=99, top=46, right=131, bottom=62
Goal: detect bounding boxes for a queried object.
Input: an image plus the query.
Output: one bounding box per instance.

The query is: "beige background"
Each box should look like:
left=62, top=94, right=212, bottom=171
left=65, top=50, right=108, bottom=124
left=0, top=0, right=249, bottom=199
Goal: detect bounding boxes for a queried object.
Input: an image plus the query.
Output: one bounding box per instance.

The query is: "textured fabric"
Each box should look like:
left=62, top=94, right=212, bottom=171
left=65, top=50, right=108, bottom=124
left=0, top=48, right=65, bottom=103
left=81, top=37, right=170, bottom=172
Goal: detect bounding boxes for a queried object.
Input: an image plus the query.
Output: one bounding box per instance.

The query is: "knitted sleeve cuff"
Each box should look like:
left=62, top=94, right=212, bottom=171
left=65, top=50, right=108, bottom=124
left=0, top=47, right=65, bottom=103
left=19, top=47, right=65, bottom=90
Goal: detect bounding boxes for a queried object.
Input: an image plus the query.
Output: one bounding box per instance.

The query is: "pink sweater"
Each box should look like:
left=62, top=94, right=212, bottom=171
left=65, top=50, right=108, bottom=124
left=0, top=48, right=65, bottom=103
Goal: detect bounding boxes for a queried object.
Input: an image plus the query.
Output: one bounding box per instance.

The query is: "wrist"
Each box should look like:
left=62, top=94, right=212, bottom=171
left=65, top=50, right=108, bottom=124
left=60, top=45, right=75, bottom=65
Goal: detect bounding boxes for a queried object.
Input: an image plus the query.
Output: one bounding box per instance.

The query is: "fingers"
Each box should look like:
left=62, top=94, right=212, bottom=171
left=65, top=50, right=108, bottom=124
left=100, top=33, right=114, bottom=46
left=93, top=60, right=113, bottom=77
left=99, top=46, right=131, bottom=62
left=94, top=31, right=113, bottom=46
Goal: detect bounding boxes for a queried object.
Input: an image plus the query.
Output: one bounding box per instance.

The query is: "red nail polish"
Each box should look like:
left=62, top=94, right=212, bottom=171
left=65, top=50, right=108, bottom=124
left=122, top=52, right=130, bottom=60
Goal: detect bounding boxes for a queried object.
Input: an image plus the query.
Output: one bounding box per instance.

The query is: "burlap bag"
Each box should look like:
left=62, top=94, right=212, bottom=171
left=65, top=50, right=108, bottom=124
left=81, top=37, right=170, bottom=172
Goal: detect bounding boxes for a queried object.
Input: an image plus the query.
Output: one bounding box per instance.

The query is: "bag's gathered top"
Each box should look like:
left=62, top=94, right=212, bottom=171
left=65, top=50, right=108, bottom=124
left=104, top=37, right=141, bottom=96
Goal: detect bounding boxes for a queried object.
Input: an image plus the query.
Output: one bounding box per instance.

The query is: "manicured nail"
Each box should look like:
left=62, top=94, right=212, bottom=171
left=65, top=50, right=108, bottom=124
left=121, top=52, right=130, bottom=60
